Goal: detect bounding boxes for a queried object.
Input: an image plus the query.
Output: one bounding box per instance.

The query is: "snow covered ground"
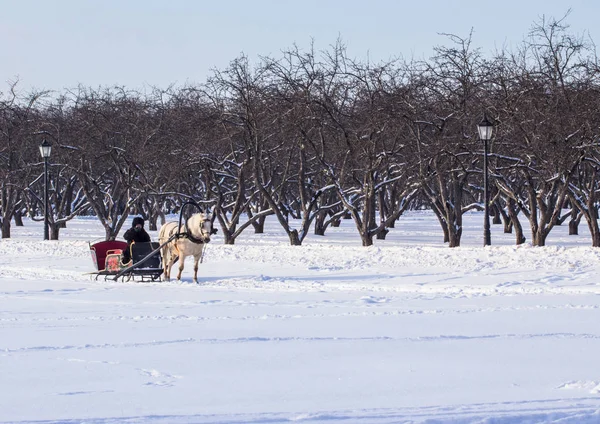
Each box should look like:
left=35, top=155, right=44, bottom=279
left=2, top=211, right=600, bottom=423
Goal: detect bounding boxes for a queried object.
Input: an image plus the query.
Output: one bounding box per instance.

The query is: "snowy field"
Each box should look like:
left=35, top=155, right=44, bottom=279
left=2, top=211, right=600, bottom=424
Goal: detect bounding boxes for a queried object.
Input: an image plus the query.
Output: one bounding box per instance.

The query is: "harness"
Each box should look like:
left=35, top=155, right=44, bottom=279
left=176, top=218, right=207, bottom=245
left=173, top=219, right=208, bottom=264
left=183, top=231, right=206, bottom=245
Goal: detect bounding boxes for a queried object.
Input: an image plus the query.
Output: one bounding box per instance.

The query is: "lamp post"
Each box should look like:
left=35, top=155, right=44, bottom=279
left=478, top=115, right=493, bottom=246
left=39, top=139, right=52, bottom=240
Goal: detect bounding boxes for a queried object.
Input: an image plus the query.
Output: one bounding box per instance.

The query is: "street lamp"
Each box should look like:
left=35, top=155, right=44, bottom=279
left=478, top=115, right=494, bottom=246
left=39, top=139, right=52, bottom=240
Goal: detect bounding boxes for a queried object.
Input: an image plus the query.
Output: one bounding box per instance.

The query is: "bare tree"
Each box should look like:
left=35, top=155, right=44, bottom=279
left=0, top=82, right=48, bottom=238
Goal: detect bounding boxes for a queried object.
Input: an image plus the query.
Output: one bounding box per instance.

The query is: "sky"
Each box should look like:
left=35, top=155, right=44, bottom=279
left=1, top=0, right=598, bottom=94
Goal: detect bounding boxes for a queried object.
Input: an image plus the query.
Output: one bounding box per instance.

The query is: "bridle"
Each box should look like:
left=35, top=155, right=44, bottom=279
left=178, top=216, right=211, bottom=245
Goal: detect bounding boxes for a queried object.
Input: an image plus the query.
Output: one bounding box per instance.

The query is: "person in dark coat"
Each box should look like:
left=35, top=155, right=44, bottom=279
left=120, top=216, right=151, bottom=265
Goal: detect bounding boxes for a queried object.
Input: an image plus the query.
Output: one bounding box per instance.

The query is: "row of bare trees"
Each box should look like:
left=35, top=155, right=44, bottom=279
left=2, top=16, right=600, bottom=247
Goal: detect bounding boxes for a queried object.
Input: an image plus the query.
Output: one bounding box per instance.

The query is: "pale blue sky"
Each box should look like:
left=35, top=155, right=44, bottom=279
left=1, top=0, right=598, bottom=93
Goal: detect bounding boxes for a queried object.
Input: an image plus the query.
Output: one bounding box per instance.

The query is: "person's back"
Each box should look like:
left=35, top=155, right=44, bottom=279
left=121, top=217, right=151, bottom=265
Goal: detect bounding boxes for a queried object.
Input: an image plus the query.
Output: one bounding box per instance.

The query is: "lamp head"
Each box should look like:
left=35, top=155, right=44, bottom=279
left=477, top=115, right=493, bottom=141
left=39, top=139, right=52, bottom=158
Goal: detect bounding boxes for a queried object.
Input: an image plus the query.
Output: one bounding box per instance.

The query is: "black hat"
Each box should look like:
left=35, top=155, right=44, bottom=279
left=132, top=217, right=144, bottom=227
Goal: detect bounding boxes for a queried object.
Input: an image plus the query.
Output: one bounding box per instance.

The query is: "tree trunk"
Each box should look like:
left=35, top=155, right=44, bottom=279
left=492, top=205, right=502, bottom=225
left=568, top=209, right=581, bottom=235
left=512, top=219, right=526, bottom=245
left=376, top=228, right=389, bottom=240
left=314, top=210, right=327, bottom=236
left=252, top=215, right=266, bottom=233
left=592, top=229, right=600, bottom=247
left=289, top=229, right=301, bottom=246
left=13, top=212, right=23, bottom=227
left=568, top=219, right=579, bottom=235
left=222, top=229, right=236, bottom=245
left=377, top=190, right=387, bottom=231
left=447, top=225, right=462, bottom=247
left=105, top=227, right=117, bottom=241
left=50, top=223, right=61, bottom=240
left=148, top=213, right=158, bottom=231
left=361, top=232, right=373, bottom=247
left=497, top=204, right=512, bottom=233
left=1, top=218, right=10, bottom=238
left=578, top=199, right=600, bottom=247
left=532, top=230, right=547, bottom=247
left=506, top=199, right=525, bottom=244
left=441, top=221, right=449, bottom=243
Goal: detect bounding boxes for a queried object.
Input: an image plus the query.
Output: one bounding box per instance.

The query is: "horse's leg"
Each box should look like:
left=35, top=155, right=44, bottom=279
left=176, top=254, right=185, bottom=281
left=165, top=248, right=177, bottom=282
left=161, top=246, right=170, bottom=281
left=193, top=255, right=200, bottom=284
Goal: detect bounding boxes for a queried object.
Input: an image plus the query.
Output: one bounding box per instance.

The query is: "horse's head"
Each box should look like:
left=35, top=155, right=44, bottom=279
left=188, top=213, right=214, bottom=243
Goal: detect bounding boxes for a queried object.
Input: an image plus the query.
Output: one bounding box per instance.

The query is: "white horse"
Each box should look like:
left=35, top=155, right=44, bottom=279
left=158, top=213, right=214, bottom=283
